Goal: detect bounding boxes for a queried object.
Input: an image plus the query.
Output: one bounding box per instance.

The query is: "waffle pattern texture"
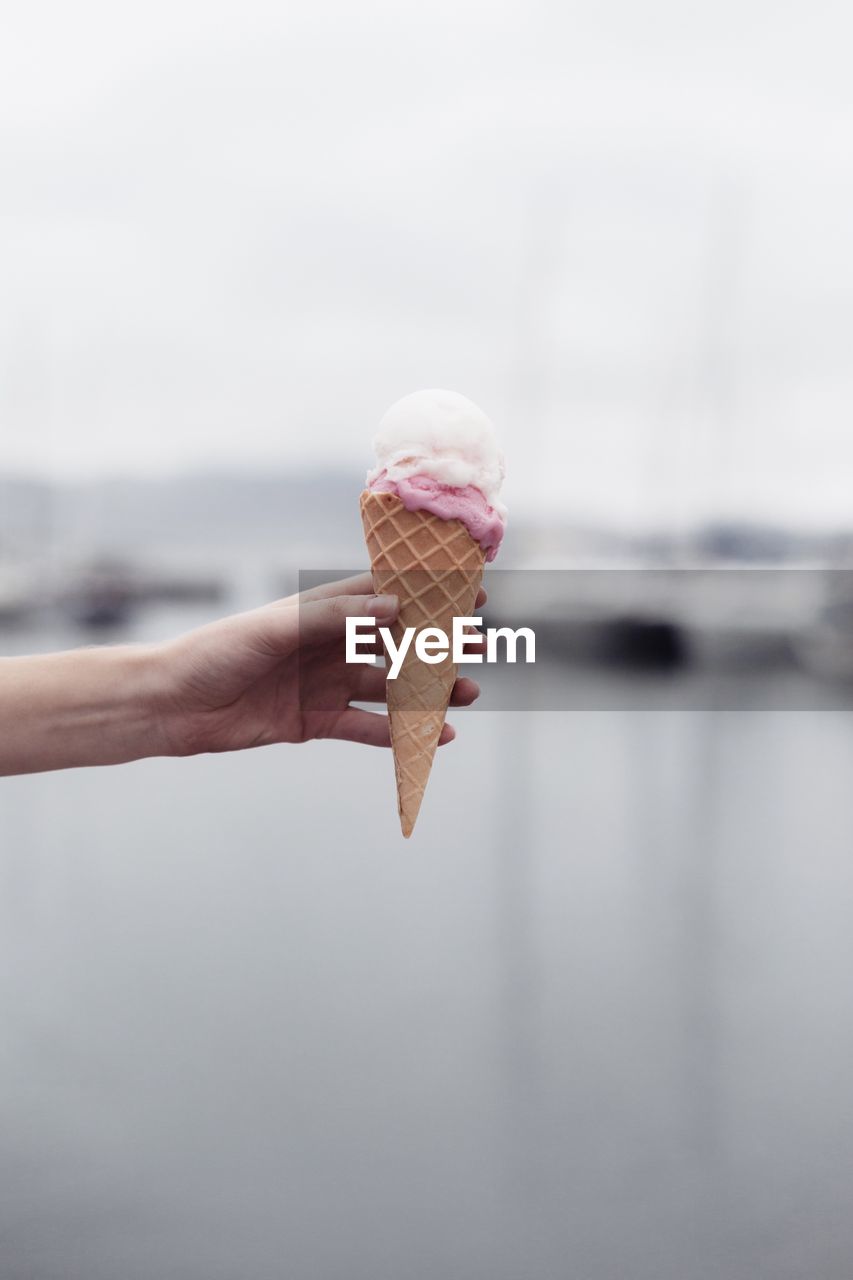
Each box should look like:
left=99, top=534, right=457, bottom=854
left=360, top=490, right=485, bottom=836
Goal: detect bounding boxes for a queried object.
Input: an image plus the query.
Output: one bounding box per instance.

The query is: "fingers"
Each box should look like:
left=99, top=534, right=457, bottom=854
left=350, top=664, right=391, bottom=702
left=300, top=577, right=486, bottom=609
left=326, top=708, right=456, bottom=748
left=275, top=577, right=486, bottom=615
left=296, top=593, right=398, bottom=647
left=329, top=707, right=391, bottom=747
left=350, top=665, right=481, bottom=707
left=258, top=578, right=486, bottom=656
left=328, top=617, right=485, bottom=663
left=449, top=676, right=480, bottom=707
left=460, top=630, right=487, bottom=654
left=298, top=572, right=375, bottom=604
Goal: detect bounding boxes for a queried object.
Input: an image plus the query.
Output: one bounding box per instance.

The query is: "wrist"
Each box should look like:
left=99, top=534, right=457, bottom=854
left=138, top=638, right=198, bottom=759
left=114, top=642, right=176, bottom=761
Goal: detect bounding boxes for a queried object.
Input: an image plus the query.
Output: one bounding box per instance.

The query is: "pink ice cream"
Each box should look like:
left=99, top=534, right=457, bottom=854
left=366, top=390, right=507, bottom=561
left=368, top=472, right=505, bottom=560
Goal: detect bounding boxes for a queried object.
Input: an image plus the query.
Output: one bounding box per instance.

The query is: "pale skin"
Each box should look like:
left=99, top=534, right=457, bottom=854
left=0, top=573, right=485, bottom=778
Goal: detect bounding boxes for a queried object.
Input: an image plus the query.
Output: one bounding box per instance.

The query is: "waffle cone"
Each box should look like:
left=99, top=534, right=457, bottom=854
left=360, top=491, right=485, bottom=837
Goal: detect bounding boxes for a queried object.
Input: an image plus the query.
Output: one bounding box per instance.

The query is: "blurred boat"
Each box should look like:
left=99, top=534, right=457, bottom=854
left=59, top=561, right=135, bottom=629
left=794, top=575, right=853, bottom=682
left=486, top=568, right=826, bottom=673
left=134, top=569, right=225, bottom=606
left=56, top=558, right=227, bottom=630
left=0, top=566, right=37, bottom=626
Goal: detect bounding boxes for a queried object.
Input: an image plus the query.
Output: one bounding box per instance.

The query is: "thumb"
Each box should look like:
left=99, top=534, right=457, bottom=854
left=297, top=592, right=398, bottom=647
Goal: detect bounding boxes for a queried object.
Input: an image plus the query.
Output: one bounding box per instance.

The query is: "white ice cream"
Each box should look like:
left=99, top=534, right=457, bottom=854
left=366, top=389, right=506, bottom=515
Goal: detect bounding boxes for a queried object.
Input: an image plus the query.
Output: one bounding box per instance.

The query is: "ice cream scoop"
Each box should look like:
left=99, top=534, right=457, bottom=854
left=366, top=389, right=507, bottom=561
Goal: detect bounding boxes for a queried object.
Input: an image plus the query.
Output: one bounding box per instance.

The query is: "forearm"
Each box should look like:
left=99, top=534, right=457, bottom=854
left=0, top=646, right=169, bottom=776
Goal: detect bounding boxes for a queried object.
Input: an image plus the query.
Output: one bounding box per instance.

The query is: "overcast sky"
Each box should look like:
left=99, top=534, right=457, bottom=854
left=1, top=0, right=852, bottom=525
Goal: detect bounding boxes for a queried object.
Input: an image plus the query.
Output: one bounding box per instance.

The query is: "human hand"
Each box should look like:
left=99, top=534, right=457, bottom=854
left=154, top=572, right=485, bottom=757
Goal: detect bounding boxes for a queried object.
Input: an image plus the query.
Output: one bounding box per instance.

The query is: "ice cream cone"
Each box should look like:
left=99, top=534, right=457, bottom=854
left=360, top=490, right=485, bottom=837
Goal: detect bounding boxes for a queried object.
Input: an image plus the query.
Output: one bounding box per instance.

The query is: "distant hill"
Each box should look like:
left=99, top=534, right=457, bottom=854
left=0, top=470, right=365, bottom=560
left=1, top=472, right=851, bottom=568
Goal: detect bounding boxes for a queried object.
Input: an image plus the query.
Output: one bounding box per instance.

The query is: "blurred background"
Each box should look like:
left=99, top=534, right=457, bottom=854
left=3, top=2, right=853, bottom=1277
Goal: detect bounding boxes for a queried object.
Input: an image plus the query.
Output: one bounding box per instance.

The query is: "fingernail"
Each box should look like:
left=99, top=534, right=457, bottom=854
left=370, top=594, right=398, bottom=617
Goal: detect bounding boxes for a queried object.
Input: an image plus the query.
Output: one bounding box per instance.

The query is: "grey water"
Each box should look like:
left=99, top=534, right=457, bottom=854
left=3, top=603, right=853, bottom=1279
